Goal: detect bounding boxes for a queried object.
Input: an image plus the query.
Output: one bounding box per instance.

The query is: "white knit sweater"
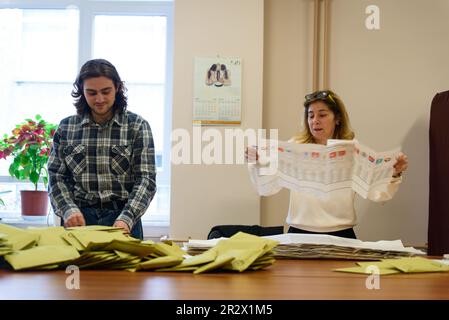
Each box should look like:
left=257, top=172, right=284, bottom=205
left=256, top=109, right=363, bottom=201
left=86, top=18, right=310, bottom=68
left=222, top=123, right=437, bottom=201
left=248, top=163, right=402, bottom=232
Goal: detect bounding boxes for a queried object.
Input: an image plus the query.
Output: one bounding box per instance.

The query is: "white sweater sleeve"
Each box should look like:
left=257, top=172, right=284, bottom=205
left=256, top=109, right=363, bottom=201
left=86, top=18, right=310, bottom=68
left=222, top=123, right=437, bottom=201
left=247, top=163, right=282, bottom=196
left=366, top=176, right=402, bottom=202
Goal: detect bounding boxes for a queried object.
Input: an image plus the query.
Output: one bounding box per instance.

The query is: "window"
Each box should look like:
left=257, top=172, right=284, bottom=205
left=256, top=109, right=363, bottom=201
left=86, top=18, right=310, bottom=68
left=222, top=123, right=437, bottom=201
left=0, top=1, right=173, bottom=228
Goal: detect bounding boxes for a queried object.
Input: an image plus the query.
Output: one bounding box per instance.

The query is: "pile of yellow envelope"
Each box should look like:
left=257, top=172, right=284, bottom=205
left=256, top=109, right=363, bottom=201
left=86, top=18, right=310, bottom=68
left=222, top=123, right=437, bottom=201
left=0, top=223, right=278, bottom=273
left=334, top=257, right=449, bottom=275
left=135, top=232, right=278, bottom=274
left=0, top=231, right=12, bottom=256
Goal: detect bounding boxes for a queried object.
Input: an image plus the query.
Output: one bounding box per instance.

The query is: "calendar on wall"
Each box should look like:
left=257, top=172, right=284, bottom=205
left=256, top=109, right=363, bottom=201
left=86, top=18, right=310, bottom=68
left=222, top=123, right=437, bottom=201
left=193, top=57, right=242, bottom=125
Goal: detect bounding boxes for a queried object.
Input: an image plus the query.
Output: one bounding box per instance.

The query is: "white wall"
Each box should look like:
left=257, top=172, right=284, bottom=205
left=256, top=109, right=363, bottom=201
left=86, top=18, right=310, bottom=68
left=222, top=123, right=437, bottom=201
left=170, top=0, right=264, bottom=239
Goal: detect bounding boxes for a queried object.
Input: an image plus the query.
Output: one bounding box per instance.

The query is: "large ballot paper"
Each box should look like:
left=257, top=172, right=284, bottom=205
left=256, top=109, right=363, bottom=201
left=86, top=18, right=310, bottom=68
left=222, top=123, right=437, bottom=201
left=251, top=139, right=401, bottom=198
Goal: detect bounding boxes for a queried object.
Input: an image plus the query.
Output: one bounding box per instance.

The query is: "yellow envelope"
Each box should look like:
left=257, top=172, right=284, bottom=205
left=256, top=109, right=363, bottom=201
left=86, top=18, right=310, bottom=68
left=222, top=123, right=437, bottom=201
left=7, top=232, right=39, bottom=251
left=0, top=223, right=25, bottom=236
left=223, top=248, right=265, bottom=272
left=356, top=261, right=395, bottom=269
left=0, top=233, right=12, bottom=256
left=27, top=226, right=70, bottom=246
left=114, top=250, right=137, bottom=259
left=387, top=257, right=449, bottom=273
left=213, top=238, right=271, bottom=272
left=72, top=252, right=118, bottom=269
left=61, top=232, right=86, bottom=251
left=334, top=266, right=400, bottom=275
left=0, top=224, right=39, bottom=250
left=138, top=255, right=183, bottom=270
left=156, top=266, right=198, bottom=272
left=153, top=242, right=186, bottom=258
left=230, top=232, right=279, bottom=256
left=66, top=225, right=125, bottom=232
left=103, top=239, right=155, bottom=258
left=194, top=253, right=235, bottom=274
left=68, top=230, right=131, bottom=250
left=155, top=250, right=219, bottom=272
left=4, top=245, right=80, bottom=271
left=249, top=259, right=276, bottom=270
left=0, top=248, right=12, bottom=257
left=250, top=256, right=276, bottom=268
left=177, top=249, right=217, bottom=268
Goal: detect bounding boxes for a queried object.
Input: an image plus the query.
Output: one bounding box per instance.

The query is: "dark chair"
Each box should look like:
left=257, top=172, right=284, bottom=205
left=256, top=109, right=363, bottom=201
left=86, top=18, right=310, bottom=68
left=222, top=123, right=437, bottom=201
left=207, top=224, right=284, bottom=239
left=428, top=90, right=449, bottom=255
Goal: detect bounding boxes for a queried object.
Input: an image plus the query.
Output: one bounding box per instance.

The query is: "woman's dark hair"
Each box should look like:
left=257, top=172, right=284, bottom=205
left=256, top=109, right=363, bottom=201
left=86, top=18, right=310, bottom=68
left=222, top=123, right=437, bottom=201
left=220, top=64, right=229, bottom=79
left=71, top=59, right=127, bottom=116
left=207, top=63, right=218, bottom=80
left=294, top=89, right=354, bottom=143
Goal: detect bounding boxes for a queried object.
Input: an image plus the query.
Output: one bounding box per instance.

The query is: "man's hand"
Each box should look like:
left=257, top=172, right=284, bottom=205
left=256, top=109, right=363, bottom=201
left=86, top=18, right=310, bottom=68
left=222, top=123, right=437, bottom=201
left=64, top=212, right=86, bottom=227
left=113, top=220, right=130, bottom=234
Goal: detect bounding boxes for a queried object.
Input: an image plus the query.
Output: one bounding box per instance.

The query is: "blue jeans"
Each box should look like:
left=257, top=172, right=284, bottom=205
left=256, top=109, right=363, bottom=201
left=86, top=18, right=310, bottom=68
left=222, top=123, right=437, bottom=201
left=79, top=207, right=143, bottom=240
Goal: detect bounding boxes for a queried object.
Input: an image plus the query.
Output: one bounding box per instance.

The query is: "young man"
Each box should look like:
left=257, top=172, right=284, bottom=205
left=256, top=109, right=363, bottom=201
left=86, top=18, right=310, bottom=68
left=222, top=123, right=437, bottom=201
left=48, top=59, right=156, bottom=239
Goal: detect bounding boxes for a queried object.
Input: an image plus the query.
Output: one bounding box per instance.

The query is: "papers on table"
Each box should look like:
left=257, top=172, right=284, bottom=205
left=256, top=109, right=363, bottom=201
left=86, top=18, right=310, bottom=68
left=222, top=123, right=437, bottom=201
left=0, top=223, right=277, bottom=273
left=251, top=139, right=401, bottom=198
left=0, top=232, right=12, bottom=257
left=267, top=233, right=425, bottom=260
left=185, top=233, right=425, bottom=261
left=5, top=245, right=80, bottom=271
left=150, top=232, right=278, bottom=273
left=335, top=257, right=449, bottom=275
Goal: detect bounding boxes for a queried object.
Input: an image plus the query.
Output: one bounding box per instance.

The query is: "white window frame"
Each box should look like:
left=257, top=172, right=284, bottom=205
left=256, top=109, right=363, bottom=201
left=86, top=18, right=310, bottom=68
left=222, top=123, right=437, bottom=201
left=0, top=0, right=173, bottom=238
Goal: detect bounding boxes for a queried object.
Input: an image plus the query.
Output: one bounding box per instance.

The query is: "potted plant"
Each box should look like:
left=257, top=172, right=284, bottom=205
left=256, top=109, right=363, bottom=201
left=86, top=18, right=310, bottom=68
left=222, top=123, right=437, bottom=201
left=0, top=115, right=57, bottom=217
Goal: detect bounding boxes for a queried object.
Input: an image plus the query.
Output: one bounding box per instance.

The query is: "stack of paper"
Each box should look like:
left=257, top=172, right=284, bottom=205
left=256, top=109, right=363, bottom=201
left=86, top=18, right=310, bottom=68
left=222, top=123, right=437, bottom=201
left=335, top=257, right=449, bottom=275
left=185, top=233, right=426, bottom=261
left=268, top=234, right=425, bottom=260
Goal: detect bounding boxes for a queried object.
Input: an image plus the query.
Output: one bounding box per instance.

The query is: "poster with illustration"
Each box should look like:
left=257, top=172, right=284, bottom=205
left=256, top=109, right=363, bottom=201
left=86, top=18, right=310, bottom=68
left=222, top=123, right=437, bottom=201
left=193, top=57, right=242, bottom=125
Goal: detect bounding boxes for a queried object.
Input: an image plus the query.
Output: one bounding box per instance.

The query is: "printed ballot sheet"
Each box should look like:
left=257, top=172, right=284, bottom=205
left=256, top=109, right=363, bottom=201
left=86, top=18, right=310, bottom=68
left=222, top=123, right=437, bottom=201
left=251, top=139, right=400, bottom=198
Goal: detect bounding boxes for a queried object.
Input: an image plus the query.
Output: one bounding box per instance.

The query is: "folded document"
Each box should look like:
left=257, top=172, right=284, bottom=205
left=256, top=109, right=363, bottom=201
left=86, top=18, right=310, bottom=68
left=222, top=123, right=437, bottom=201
left=250, top=139, right=401, bottom=199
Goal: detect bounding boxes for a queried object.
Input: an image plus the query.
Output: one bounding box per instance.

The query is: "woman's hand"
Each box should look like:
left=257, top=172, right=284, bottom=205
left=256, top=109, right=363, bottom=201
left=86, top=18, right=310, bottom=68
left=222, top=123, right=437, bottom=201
left=393, top=153, right=408, bottom=177
left=245, top=146, right=259, bottom=163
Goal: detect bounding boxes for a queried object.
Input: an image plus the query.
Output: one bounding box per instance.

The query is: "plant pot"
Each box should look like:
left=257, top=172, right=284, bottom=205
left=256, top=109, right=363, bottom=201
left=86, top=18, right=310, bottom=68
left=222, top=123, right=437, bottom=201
left=20, top=190, right=49, bottom=217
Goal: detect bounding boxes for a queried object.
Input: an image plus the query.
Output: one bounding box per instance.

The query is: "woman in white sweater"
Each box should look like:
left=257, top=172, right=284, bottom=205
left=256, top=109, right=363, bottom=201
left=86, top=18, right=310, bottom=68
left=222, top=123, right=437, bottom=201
left=246, top=90, right=408, bottom=239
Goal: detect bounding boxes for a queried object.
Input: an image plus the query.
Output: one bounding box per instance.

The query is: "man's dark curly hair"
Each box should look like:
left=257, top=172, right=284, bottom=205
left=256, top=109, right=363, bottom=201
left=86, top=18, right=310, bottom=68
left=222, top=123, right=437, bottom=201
left=71, top=59, right=127, bottom=116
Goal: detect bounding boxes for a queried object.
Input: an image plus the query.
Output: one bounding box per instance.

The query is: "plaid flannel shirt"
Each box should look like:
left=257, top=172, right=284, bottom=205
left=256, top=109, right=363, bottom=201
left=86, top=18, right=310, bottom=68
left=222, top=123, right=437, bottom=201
left=48, top=110, right=156, bottom=230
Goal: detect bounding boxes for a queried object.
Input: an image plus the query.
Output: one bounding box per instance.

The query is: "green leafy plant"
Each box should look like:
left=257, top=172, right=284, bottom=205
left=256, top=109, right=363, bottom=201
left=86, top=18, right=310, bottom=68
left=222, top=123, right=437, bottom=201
left=0, top=115, right=58, bottom=191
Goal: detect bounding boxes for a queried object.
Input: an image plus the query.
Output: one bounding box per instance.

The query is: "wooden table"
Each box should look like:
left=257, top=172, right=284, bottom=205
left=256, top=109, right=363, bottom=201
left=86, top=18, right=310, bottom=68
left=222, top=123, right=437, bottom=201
left=1, top=259, right=449, bottom=300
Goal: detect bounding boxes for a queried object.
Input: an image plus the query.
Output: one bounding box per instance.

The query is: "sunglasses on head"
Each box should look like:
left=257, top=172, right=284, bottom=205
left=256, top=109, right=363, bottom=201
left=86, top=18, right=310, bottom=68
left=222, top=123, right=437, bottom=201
left=304, top=90, right=336, bottom=106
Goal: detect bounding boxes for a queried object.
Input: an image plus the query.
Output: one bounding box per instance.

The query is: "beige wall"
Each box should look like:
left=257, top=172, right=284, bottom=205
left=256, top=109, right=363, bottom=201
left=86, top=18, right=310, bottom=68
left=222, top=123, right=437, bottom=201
left=261, top=0, right=311, bottom=229
left=262, top=0, right=449, bottom=244
left=170, top=0, right=264, bottom=239
left=170, top=0, right=449, bottom=244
